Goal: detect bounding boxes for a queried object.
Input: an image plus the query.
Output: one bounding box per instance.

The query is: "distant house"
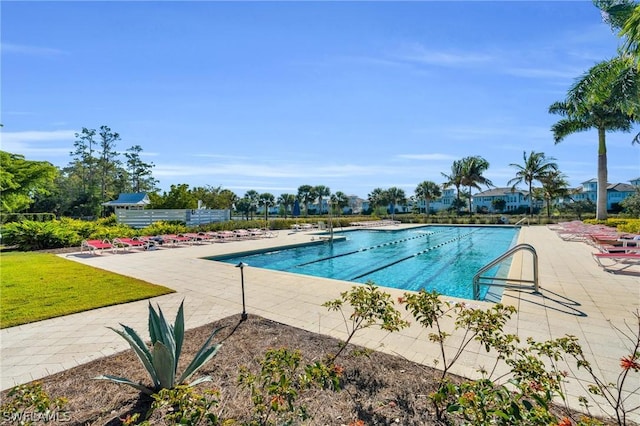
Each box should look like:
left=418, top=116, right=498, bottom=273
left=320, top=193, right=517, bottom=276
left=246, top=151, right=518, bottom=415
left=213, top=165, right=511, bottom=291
left=413, top=187, right=456, bottom=213
left=471, top=187, right=536, bottom=213
left=102, top=192, right=150, bottom=211
left=569, top=179, right=637, bottom=210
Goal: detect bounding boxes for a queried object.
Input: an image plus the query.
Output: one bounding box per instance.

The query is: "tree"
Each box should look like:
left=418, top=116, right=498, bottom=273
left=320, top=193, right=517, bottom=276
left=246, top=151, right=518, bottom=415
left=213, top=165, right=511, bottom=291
left=313, top=185, right=331, bottom=215
left=442, top=160, right=465, bottom=215
left=620, top=188, right=640, bottom=216
left=460, top=156, right=492, bottom=215
left=297, top=185, right=314, bottom=217
left=150, top=184, right=196, bottom=209
left=124, top=145, right=157, bottom=193
left=0, top=151, right=58, bottom=213
left=538, top=170, right=570, bottom=219
left=550, top=58, right=637, bottom=220
left=385, top=187, right=406, bottom=220
left=367, top=187, right=388, bottom=215
left=70, top=127, right=97, bottom=196
left=217, top=189, right=238, bottom=211
left=235, top=197, right=252, bottom=220
left=507, top=151, right=559, bottom=216
left=278, top=193, right=296, bottom=219
left=330, top=191, right=349, bottom=215
left=97, top=126, right=121, bottom=214
left=258, top=192, right=275, bottom=223
left=244, top=190, right=260, bottom=220
left=415, top=180, right=442, bottom=216
left=491, top=198, right=507, bottom=213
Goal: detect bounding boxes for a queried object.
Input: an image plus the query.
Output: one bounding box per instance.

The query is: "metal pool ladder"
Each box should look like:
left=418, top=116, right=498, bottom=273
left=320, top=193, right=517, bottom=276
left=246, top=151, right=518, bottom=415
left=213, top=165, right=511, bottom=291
left=472, top=243, right=539, bottom=300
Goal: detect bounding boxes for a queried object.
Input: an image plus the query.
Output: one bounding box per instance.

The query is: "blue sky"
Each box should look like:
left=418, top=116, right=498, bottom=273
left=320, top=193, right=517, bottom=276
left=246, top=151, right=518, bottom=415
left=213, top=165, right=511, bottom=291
left=2, top=1, right=639, bottom=199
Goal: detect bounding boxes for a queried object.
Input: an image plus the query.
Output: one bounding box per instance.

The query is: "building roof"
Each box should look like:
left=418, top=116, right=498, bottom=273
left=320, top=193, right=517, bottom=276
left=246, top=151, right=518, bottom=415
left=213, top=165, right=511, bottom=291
left=102, top=192, right=150, bottom=206
left=608, top=183, right=637, bottom=192
left=473, top=187, right=528, bottom=197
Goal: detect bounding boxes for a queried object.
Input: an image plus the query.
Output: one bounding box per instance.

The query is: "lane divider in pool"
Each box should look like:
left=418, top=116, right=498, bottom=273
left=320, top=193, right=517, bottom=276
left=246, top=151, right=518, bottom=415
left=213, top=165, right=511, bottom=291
left=294, top=230, right=438, bottom=268
left=351, top=228, right=480, bottom=280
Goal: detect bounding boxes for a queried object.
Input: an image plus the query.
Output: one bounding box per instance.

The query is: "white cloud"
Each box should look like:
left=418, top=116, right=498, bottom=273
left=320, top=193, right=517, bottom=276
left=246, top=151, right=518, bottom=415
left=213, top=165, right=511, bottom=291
left=395, top=43, right=494, bottom=67
left=1, top=42, right=67, bottom=56
left=1, top=130, right=77, bottom=156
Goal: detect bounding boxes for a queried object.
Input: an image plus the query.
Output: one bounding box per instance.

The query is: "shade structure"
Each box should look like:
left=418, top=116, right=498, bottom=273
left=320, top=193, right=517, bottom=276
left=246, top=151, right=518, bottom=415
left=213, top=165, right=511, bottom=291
left=292, top=199, right=301, bottom=217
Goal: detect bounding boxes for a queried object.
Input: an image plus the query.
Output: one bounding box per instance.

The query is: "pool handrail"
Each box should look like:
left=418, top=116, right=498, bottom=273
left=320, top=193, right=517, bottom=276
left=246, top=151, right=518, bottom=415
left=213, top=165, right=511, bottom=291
left=472, top=243, right=539, bottom=300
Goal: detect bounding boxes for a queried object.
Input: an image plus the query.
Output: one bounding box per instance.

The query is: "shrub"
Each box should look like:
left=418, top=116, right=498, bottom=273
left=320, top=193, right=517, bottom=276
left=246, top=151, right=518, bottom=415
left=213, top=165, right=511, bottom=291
left=0, top=382, right=68, bottom=424
left=95, top=300, right=223, bottom=395
left=1, top=220, right=81, bottom=250
left=137, top=221, right=188, bottom=237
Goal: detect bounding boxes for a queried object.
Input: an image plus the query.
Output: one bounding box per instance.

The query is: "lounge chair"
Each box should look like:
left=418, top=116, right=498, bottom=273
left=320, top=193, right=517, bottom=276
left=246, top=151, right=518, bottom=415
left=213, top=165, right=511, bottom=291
left=162, top=234, right=194, bottom=246
left=592, top=252, right=640, bottom=273
left=81, top=239, right=115, bottom=255
left=113, top=237, right=149, bottom=251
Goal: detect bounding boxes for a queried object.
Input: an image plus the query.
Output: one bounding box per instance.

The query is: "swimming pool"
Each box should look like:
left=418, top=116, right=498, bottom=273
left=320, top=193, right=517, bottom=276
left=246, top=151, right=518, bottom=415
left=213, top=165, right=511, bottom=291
left=214, top=226, right=519, bottom=301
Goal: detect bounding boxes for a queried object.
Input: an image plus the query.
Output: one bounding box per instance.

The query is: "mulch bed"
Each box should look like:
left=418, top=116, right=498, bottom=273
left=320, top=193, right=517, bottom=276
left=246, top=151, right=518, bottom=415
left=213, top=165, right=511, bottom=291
left=2, top=314, right=623, bottom=425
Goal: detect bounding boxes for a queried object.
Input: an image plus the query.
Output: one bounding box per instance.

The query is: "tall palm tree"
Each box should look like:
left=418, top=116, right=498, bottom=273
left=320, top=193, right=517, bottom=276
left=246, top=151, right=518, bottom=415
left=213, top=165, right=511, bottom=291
left=277, top=193, right=296, bottom=219
left=297, top=185, right=313, bottom=217
left=596, top=0, right=640, bottom=58
left=415, top=180, right=442, bottom=216
left=367, top=187, right=387, bottom=215
left=385, top=187, right=407, bottom=220
left=258, top=193, right=275, bottom=223
left=538, top=170, right=570, bottom=219
left=313, top=185, right=331, bottom=215
left=441, top=160, right=465, bottom=215
left=460, top=156, right=492, bottom=215
left=244, top=190, right=260, bottom=220
left=549, top=59, right=637, bottom=220
left=507, top=151, right=559, bottom=216
left=595, top=1, right=640, bottom=144
left=330, top=191, right=349, bottom=215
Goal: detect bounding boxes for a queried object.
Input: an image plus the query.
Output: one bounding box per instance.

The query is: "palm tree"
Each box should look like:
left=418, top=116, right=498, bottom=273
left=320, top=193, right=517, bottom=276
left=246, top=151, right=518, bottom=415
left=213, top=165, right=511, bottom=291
left=258, top=192, right=275, bottom=223
left=595, top=1, right=640, bottom=144
left=277, top=193, right=296, bottom=219
left=314, top=185, right=331, bottom=215
left=297, top=185, right=314, bottom=217
left=385, top=187, right=407, bottom=220
left=415, top=180, right=442, bottom=216
left=442, top=160, right=464, bottom=215
left=460, top=156, right=492, bottom=215
left=538, top=170, right=570, bottom=219
left=330, top=191, right=349, bottom=215
left=367, top=188, right=387, bottom=215
left=549, top=59, right=637, bottom=220
left=507, top=151, right=559, bottom=216
left=244, top=190, right=260, bottom=220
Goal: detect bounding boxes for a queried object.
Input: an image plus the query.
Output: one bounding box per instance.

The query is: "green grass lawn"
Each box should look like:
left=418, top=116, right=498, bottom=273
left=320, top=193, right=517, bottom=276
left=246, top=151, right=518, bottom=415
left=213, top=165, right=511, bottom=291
left=0, top=252, right=175, bottom=328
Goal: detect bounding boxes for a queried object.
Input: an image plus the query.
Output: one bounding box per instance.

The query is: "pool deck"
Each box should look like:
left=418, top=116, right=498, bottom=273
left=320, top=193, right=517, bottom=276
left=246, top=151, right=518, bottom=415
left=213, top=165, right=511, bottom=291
left=1, top=224, right=639, bottom=421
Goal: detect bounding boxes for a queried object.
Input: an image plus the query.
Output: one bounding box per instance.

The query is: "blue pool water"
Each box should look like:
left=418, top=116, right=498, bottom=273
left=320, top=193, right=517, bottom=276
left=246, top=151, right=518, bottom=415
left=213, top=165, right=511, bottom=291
left=214, top=226, right=519, bottom=301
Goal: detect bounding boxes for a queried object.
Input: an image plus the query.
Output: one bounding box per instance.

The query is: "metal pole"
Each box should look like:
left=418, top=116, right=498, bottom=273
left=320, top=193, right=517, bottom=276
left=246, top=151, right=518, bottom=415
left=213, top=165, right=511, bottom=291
left=236, top=262, right=248, bottom=321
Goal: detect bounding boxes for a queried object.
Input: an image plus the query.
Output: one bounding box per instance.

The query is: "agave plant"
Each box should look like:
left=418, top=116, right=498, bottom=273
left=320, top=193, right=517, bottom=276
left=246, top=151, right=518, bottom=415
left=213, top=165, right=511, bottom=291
left=95, top=300, right=222, bottom=394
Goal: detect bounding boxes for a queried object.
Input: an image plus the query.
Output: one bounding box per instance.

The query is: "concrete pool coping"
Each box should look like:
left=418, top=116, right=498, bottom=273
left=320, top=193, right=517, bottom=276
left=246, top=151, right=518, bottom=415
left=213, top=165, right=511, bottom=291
left=1, top=224, right=638, bottom=421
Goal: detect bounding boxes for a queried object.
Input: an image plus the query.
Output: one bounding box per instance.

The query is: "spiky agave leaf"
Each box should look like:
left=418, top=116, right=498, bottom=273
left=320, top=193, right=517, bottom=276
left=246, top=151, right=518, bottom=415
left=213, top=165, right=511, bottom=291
left=152, top=340, right=176, bottom=390
left=93, top=374, right=154, bottom=395
left=178, top=327, right=223, bottom=385
left=174, top=301, right=185, bottom=375
left=106, top=325, right=159, bottom=389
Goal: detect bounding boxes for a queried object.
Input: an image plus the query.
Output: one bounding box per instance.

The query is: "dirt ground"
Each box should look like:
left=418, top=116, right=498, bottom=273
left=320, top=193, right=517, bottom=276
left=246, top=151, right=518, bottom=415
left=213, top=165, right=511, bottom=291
left=2, top=313, right=624, bottom=426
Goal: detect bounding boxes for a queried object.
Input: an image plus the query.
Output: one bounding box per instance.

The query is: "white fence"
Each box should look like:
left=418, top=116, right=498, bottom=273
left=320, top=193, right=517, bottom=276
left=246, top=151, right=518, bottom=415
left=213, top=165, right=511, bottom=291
left=115, top=209, right=230, bottom=228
